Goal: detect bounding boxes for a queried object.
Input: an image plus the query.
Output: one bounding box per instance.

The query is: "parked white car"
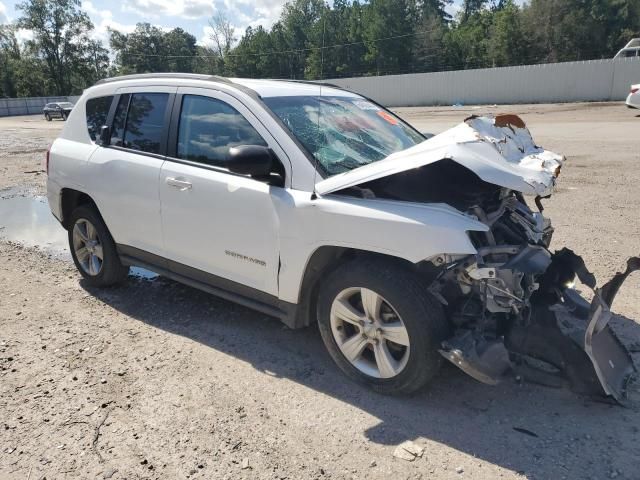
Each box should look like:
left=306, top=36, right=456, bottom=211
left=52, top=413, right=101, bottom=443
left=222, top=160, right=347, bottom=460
left=626, top=84, right=640, bottom=109
left=614, top=38, right=640, bottom=58
left=46, top=74, right=637, bottom=400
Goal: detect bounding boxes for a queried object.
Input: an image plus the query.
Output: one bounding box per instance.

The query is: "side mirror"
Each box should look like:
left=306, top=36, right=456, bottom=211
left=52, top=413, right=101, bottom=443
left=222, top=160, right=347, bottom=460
left=98, top=125, right=111, bottom=146
left=227, top=145, right=274, bottom=177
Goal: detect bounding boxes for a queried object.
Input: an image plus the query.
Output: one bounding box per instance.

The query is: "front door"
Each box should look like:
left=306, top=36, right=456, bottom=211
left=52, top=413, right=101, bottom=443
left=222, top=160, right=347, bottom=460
left=159, top=88, right=286, bottom=296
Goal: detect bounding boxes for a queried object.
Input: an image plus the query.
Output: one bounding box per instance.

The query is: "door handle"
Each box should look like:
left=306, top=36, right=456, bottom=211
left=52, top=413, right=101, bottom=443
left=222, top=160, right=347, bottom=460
left=166, top=177, right=192, bottom=191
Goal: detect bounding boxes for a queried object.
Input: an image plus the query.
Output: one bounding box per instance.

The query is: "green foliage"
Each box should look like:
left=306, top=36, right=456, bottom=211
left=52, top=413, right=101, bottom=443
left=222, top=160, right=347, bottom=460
left=17, top=0, right=103, bottom=94
left=1, top=0, right=639, bottom=97
left=218, top=0, right=639, bottom=78
left=109, top=23, right=197, bottom=74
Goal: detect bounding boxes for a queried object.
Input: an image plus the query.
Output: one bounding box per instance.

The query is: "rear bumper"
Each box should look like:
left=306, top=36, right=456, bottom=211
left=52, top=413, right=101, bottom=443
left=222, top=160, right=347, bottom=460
left=626, top=94, right=639, bottom=109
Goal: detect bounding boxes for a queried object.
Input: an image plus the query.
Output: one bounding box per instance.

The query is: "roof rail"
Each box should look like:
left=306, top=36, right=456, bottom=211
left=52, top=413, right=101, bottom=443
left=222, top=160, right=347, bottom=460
left=95, top=73, right=230, bottom=85
left=284, top=79, right=345, bottom=90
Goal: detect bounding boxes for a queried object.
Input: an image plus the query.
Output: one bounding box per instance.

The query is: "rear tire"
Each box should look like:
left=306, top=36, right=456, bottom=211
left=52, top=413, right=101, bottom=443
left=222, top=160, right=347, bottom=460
left=317, top=258, right=448, bottom=395
left=68, top=205, right=129, bottom=287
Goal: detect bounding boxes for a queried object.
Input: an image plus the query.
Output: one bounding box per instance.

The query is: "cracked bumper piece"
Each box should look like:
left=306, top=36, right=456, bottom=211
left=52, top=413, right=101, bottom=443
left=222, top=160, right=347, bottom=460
left=440, top=250, right=639, bottom=404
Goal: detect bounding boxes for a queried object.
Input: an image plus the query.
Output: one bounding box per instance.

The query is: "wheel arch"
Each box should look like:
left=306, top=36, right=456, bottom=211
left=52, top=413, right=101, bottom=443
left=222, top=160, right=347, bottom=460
left=291, top=245, right=438, bottom=328
left=60, top=188, right=99, bottom=230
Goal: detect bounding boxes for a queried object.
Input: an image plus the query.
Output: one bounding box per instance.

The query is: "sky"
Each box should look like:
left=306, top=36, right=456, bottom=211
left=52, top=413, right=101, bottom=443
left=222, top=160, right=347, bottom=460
left=0, top=0, right=294, bottom=47
left=0, top=0, right=462, bottom=49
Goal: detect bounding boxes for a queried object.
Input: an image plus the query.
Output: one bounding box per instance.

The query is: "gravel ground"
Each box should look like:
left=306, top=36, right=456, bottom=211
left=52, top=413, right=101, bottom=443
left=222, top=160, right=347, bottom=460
left=1, top=103, right=639, bottom=480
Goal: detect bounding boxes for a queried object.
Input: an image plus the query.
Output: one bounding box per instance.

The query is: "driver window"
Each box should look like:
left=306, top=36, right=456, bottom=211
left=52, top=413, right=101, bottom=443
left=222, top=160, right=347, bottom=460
left=177, top=95, right=267, bottom=167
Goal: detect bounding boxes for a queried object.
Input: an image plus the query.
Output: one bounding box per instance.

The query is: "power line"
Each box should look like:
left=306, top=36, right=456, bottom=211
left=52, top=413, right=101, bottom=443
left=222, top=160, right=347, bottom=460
left=117, top=25, right=445, bottom=59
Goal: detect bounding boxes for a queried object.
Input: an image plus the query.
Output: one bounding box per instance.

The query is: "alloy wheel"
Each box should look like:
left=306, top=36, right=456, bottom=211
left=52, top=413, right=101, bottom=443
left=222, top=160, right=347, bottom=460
left=330, top=287, right=410, bottom=378
left=72, top=218, right=104, bottom=276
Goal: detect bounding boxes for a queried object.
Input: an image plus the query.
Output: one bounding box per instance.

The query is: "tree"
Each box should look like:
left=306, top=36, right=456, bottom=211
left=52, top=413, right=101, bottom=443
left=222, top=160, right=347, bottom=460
left=0, top=24, right=20, bottom=96
left=487, top=0, right=527, bottom=66
left=209, top=12, right=235, bottom=58
left=362, top=0, right=415, bottom=75
left=17, top=0, right=101, bottom=94
left=411, top=0, right=451, bottom=73
left=281, top=0, right=324, bottom=78
left=205, top=12, right=235, bottom=75
left=110, top=23, right=197, bottom=74
left=165, top=27, right=197, bottom=72
left=82, top=39, right=110, bottom=84
left=521, top=0, right=640, bottom=62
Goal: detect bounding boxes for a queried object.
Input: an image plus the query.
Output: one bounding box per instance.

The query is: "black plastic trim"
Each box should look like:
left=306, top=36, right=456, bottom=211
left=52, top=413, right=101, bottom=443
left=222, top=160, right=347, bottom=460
left=117, top=244, right=298, bottom=326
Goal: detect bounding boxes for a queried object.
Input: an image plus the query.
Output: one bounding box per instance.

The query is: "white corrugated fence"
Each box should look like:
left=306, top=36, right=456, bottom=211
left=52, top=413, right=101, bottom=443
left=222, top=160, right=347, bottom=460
left=1, top=58, right=638, bottom=114
left=328, top=58, right=640, bottom=106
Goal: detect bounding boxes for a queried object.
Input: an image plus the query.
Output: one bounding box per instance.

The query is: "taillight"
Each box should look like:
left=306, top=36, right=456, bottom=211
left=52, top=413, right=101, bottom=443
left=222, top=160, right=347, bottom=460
left=632, top=87, right=639, bottom=94
left=45, top=147, right=50, bottom=175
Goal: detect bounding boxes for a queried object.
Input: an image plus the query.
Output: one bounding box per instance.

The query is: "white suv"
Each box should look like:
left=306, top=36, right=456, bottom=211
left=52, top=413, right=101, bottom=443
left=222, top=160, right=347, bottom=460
left=47, top=74, right=637, bottom=399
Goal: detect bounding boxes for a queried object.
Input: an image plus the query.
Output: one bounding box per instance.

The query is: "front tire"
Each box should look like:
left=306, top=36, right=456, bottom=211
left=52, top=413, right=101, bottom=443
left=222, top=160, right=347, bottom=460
left=68, top=205, right=129, bottom=287
left=45, top=113, right=51, bottom=121
left=317, top=259, right=448, bottom=395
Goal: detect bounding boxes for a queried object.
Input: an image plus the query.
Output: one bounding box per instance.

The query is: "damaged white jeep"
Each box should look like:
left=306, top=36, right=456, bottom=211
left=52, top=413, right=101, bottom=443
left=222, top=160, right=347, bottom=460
left=47, top=74, right=638, bottom=402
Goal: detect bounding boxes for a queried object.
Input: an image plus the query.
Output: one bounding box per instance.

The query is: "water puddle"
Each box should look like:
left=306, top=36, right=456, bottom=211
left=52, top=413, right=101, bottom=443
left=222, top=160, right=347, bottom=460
left=0, top=195, right=68, bottom=255
left=0, top=195, right=157, bottom=279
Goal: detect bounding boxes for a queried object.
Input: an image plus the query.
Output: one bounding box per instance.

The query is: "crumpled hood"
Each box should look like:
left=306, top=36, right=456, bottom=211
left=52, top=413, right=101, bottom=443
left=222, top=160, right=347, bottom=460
left=316, top=114, right=564, bottom=197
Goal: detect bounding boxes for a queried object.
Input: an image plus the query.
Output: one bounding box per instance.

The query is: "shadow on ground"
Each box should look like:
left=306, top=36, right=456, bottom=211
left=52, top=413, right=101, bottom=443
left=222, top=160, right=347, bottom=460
left=84, top=275, right=640, bottom=480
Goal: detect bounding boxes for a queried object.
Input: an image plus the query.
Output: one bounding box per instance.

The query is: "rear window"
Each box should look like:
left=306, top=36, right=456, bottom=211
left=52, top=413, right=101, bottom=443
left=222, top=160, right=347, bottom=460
left=85, top=96, right=113, bottom=141
left=109, top=93, right=169, bottom=154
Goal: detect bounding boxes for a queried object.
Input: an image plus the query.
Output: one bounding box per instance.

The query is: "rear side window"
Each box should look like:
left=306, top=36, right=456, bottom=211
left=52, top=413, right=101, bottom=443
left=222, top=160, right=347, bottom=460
left=86, top=96, right=113, bottom=141
left=176, top=95, right=266, bottom=167
left=124, top=93, right=169, bottom=154
left=109, top=93, right=169, bottom=155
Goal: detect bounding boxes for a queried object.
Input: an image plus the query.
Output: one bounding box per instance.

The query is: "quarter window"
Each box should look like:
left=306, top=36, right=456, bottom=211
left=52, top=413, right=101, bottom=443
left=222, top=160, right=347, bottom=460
left=176, top=95, right=267, bottom=167
left=85, top=95, right=114, bottom=141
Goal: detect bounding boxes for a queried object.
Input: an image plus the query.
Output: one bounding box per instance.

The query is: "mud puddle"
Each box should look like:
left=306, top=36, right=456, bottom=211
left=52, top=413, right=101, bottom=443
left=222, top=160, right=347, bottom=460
left=0, top=195, right=156, bottom=279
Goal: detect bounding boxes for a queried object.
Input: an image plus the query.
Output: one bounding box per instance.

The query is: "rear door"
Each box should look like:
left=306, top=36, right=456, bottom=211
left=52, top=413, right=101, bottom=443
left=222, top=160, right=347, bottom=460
left=86, top=87, right=175, bottom=259
left=159, top=87, right=288, bottom=296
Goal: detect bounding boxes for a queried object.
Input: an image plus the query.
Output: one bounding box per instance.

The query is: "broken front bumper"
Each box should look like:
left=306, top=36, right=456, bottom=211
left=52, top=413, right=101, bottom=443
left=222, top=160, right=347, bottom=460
left=440, top=250, right=639, bottom=404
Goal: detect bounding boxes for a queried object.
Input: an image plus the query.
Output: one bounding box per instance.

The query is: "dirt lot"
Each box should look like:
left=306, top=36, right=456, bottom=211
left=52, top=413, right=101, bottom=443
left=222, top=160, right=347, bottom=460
left=1, top=103, right=639, bottom=480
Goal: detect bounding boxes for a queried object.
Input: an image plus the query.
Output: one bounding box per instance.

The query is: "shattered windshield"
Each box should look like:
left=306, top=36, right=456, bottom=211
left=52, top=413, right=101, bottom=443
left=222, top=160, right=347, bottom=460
left=262, top=95, right=424, bottom=176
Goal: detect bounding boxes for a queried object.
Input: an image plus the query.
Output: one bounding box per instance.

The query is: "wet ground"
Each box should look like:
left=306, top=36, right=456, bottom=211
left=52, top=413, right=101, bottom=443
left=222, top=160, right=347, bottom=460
left=0, top=194, right=156, bottom=279
left=1, top=104, right=639, bottom=480
left=0, top=195, right=68, bottom=255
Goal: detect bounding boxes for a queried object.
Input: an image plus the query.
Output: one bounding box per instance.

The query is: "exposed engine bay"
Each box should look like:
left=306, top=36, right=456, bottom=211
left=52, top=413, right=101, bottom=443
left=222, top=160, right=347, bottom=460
left=333, top=114, right=638, bottom=403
